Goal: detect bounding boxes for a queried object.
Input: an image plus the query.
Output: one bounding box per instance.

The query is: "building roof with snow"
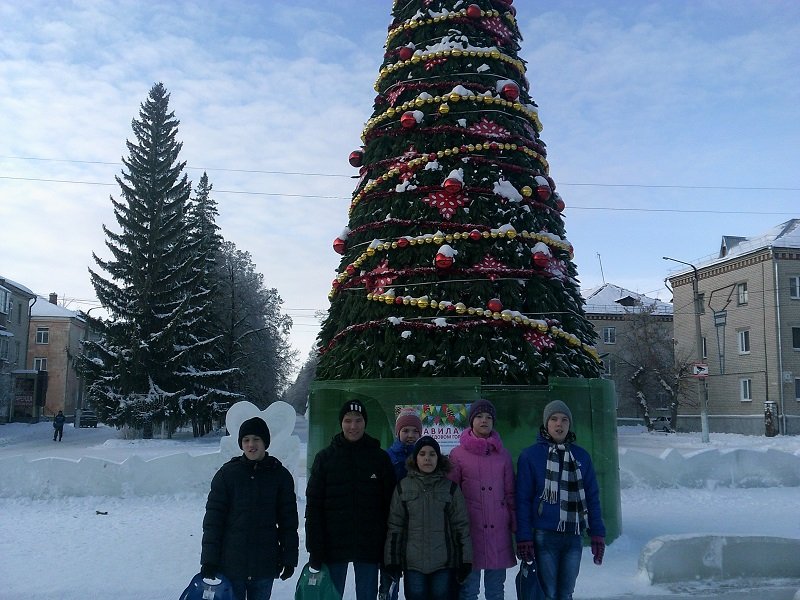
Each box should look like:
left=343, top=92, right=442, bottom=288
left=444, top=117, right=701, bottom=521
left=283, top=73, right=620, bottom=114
left=717, top=219, right=800, bottom=260
left=0, top=275, right=36, bottom=297
left=669, top=219, right=800, bottom=278
left=30, top=297, right=82, bottom=319
left=582, top=283, right=673, bottom=316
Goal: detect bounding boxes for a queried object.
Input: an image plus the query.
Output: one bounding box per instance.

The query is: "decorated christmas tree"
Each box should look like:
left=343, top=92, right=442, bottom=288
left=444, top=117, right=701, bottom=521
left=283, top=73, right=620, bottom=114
left=316, top=0, right=601, bottom=384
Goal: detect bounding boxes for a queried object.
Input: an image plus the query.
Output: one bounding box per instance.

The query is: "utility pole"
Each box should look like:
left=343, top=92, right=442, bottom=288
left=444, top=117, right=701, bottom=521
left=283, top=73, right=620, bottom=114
left=664, top=256, right=710, bottom=443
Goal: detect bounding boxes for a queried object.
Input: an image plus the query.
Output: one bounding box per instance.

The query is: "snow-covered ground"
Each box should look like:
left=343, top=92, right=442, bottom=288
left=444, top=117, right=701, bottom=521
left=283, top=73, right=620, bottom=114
left=1, top=420, right=799, bottom=600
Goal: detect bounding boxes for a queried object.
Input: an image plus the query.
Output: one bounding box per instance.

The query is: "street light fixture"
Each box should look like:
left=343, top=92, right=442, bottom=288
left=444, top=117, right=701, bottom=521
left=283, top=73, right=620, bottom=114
left=663, top=256, right=710, bottom=443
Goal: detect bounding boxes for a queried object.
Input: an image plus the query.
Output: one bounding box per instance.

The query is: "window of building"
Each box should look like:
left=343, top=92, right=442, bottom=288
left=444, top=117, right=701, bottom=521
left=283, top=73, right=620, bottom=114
left=696, top=292, right=706, bottom=315
left=740, top=378, right=752, bottom=402
left=0, top=338, right=8, bottom=361
left=793, top=327, right=800, bottom=351
left=790, top=276, right=800, bottom=300
left=33, top=357, right=47, bottom=371
left=795, top=378, right=800, bottom=401
left=702, top=336, right=708, bottom=359
left=0, top=288, right=9, bottom=314
left=35, top=327, right=49, bottom=344
left=738, top=329, right=750, bottom=354
left=603, top=327, right=616, bottom=345
left=737, top=282, right=748, bottom=305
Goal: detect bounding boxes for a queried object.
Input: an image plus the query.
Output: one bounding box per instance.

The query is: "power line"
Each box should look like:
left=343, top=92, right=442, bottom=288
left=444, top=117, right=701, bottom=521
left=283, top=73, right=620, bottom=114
left=1, top=154, right=797, bottom=192
left=2, top=174, right=798, bottom=215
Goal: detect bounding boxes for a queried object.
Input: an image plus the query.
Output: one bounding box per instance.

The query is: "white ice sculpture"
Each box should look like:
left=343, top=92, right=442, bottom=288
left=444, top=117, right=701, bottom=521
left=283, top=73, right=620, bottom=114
left=219, top=401, right=301, bottom=476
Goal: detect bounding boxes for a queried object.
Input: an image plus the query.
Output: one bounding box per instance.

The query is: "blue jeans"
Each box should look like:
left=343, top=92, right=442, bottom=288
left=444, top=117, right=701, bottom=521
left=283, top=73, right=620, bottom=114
left=404, top=569, right=453, bottom=600
left=534, top=529, right=583, bottom=600
left=458, top=568, right=505, bottom=600
left=230, top=577, right=274, bottom=600
left=326, top=561, right=379, bottom=600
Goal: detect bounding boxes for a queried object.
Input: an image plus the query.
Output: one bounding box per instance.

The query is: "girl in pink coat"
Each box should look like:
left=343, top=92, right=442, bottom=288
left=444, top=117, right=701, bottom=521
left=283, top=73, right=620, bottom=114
left=448, top=399, right=516, bottom=600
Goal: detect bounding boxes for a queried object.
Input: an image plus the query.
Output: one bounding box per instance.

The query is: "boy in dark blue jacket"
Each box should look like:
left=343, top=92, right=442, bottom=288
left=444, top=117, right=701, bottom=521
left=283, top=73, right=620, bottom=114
left=516, top=401, right=605, bottom=600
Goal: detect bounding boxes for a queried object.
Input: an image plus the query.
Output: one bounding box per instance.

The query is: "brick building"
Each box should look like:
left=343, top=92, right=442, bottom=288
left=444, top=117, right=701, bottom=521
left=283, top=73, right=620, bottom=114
left=667, top=219, right=800, bottom=435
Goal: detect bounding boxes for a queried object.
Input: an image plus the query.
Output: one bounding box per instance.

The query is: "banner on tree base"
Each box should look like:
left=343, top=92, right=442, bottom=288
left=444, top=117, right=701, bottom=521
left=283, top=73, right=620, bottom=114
left=394, top=402, right=469, bottom=453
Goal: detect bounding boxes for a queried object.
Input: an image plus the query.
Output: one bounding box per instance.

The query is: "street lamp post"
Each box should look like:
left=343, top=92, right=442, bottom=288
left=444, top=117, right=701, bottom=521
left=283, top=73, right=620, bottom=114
left=664, top=256, right=710, bottom=443
left=76, top=306, right=102, bottom=428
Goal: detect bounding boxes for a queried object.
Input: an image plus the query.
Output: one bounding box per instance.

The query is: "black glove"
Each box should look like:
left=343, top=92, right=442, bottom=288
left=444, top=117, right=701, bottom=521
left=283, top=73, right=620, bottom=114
left=279, top=565, right=295, bottom=580
left=308, top=555, right=322, bottom=571
left=200, top=564, right=218, bottom=579
left=516, top=540, right=535, bottom=563
left=384, top=564, right=401, bottom=582
left=456, top=562, right=472, bottom=584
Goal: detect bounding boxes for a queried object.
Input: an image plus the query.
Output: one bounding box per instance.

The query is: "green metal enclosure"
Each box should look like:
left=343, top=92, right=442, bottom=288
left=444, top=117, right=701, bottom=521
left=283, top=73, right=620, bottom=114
left=308, top=376, right=621, bottom=542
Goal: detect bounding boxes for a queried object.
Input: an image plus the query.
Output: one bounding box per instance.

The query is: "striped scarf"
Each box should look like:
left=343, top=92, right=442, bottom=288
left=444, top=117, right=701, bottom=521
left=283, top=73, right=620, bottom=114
left=540, top=431, right=588, bottom=534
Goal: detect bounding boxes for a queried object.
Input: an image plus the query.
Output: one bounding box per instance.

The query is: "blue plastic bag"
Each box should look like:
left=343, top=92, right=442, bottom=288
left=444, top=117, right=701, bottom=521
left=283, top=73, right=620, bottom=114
left=179, top=572, right=236, bottom=600
left=295, top=563, right=341, bottom=600
left=515, top=560, right=545, bottom=600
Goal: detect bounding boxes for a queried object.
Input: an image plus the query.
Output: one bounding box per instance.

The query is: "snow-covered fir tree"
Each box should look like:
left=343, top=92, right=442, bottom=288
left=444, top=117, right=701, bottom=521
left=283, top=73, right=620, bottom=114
left=82, top=83, right=227, bottom=434
left=183, top=172, right=238, bottom=436
left=316, top=0, right=601, bottom=383
left=210, top=242, right=297, bottom=407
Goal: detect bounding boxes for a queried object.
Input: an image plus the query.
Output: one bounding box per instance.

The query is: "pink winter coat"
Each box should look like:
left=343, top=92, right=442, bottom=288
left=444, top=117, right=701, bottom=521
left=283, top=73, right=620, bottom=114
left=448, top=428, right=516, bottom=570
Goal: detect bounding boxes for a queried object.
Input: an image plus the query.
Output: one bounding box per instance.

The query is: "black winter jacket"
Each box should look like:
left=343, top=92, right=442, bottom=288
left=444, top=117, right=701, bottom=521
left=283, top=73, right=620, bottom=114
left=305, top=432, right=395, bottom=564
left=201, top=454, right=299, bottom=580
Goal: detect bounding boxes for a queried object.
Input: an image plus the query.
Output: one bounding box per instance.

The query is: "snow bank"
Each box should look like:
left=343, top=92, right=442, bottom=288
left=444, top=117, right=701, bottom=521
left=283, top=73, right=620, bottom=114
left=620, top=447, right=800, bottom=488
left=0, top=401, right=304, bottom=498
left=0, top=452, right=226, bottom=498
left=639, top=534, right=800, bottom=583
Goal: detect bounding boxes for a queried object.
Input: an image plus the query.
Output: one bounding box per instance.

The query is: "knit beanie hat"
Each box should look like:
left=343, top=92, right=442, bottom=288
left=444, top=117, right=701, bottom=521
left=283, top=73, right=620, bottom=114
left=238, top=417, right=270, bottom=449
left=395, top=412, right=423, bottom=437
left=468, top=398, right=496, bottom=426
left=339, top=399, right=368, bottom=425
left=543, top=400, right=573, bottom=426
left=412, top=435, right=442, bottom=463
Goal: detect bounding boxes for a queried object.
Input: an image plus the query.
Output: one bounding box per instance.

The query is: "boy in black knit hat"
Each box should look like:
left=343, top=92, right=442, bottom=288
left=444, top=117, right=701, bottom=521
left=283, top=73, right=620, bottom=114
left=201, top=417, right=299, bottom=599
left=306, top=399, right=395, bottom=600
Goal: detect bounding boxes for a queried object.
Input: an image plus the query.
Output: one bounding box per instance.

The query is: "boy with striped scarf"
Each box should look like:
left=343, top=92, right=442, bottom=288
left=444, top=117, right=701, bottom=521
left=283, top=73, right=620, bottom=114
left=515, top=401, right=606, bottom=600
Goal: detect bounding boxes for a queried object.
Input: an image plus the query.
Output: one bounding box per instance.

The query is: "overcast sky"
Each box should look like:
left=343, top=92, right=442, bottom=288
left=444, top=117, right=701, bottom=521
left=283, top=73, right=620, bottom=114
left=1, top=0, right=798, bottom=362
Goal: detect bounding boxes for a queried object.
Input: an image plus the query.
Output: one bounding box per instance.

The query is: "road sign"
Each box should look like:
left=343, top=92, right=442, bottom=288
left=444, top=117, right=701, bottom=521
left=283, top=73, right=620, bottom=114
left=691, top=363, right=709, bottom=378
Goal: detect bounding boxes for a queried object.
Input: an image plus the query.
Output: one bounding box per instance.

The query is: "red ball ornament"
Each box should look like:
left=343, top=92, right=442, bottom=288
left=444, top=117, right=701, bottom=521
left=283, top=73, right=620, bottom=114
left=532, top=252, right=549, bottom=268
left=396, top=237, right=410, bottom=248
left=469, top=230, right=482, bottom=241
left=535, top=185, right=551, bottom=201
left=332, top=280, right=341, bottom=289
left=555, top=197, right=566, bottom=212
left=443, top=178, right=462, bottom=194
left=466, top=4, right=482, bottom=18
left=348, top=150, right=363, bottom=167
left=501, top=82, right=520, bottom=101
left=398, top=46, right=414, bottom=61
left=345, top=264, right=356, bottom=275
left=395, top=296, right=405, bottom=305
left=333, top=237, right=347, bottom=255
left=487, top=298, right=503, bottom=313
left=401, top=111, right=418, bottom=129
left=435, top=253, right=454, bottom=269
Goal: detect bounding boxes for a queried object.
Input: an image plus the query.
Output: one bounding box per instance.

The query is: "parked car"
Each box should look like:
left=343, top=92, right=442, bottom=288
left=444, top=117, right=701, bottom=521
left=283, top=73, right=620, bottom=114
left=78, top=409, right=98, bottom=428
left=651, top=416, right=674, bottom=433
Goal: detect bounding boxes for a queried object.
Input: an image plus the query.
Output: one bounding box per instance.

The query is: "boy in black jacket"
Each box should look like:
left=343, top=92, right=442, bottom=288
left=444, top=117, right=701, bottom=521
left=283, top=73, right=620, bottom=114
left=202, top=417, right=299, bottom=600
left=305, top=399, right=395, bottom=600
